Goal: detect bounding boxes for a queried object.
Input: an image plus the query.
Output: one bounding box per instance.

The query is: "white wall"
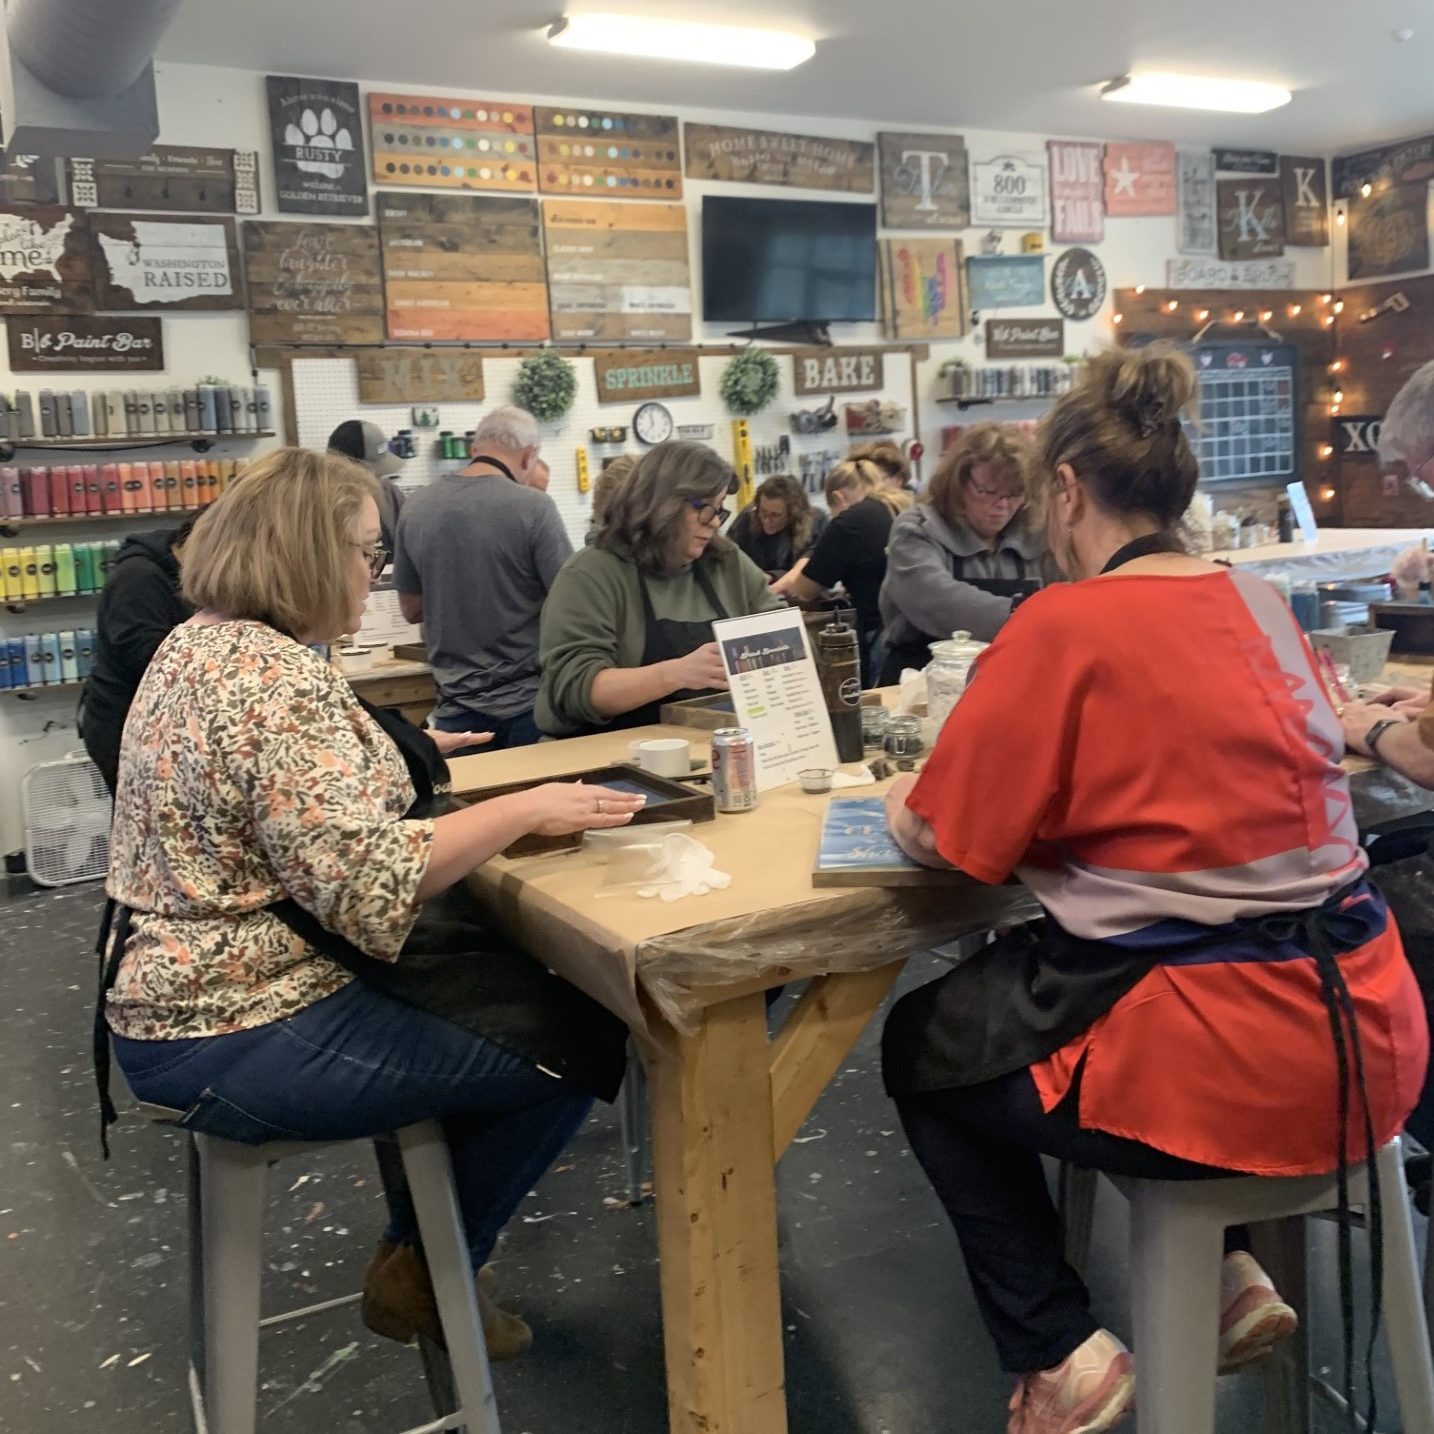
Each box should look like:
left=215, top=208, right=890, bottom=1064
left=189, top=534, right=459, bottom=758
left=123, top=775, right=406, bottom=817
left=0, top=60, right=1338, bottom=854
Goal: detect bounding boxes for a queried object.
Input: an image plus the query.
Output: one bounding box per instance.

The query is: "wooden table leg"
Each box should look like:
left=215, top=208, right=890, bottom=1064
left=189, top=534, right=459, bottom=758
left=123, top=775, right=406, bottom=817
left=648, top=990, right=788, bottom=1434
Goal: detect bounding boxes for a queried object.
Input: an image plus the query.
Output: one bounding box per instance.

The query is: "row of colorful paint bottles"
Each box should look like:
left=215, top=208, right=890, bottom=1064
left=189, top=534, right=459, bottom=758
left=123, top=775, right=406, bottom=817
left=0, top=541, right=122, bottom=602
left=1, top=629, right=95, bottom=689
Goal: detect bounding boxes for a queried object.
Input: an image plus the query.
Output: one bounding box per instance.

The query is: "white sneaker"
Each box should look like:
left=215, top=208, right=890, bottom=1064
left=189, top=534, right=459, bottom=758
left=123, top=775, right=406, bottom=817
left=1218, top=1251, right=1298, bottom=1373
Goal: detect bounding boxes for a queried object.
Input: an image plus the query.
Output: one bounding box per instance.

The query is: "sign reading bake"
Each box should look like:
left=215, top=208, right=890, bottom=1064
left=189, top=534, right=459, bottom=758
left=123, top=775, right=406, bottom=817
left=6, top=314, right=163, bottom=371
left=0, top=204, right=93, bottom=312
left=683, top=123, right=874, bottom=193
left=985, top=317, right=1064, bottom=359
left=90, top=213, right=243, bottom=310
left=593, top=348, right=701, bottom=403
left=792, top=347, right=885, bottom=396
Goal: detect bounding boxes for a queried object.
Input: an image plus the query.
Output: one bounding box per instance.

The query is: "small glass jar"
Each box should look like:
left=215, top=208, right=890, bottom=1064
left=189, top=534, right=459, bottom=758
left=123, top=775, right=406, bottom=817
left=860, top=705, right=889, bottom=752
left=884, top=714, right=924, bottom=762
left=925, top=630, right=987, bottom=730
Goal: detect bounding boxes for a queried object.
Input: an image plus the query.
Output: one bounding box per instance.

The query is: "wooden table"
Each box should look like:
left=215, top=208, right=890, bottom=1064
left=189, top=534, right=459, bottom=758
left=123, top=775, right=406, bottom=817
left=449, top=728, right=1037, bottom=1434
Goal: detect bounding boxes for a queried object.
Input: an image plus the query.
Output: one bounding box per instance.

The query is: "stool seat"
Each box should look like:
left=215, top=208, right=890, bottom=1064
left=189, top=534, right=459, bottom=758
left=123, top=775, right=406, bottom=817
left=1114, top=1139, right=1434, bottom=1434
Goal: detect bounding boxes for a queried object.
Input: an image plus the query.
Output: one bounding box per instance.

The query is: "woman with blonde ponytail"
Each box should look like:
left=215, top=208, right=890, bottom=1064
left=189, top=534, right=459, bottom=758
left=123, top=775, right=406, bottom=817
left=877, top=345, right=1426, bottom=1434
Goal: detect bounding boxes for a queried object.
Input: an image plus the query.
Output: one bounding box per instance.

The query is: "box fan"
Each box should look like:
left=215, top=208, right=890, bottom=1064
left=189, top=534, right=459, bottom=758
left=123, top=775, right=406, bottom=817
left=21, top=751, right=110, bottom=887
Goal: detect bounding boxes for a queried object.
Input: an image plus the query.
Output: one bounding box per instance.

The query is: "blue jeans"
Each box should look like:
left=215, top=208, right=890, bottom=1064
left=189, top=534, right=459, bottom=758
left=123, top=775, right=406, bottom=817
left=113, top=980, right=591, bottom=1266
left=434, top=705, right=541, bottom=752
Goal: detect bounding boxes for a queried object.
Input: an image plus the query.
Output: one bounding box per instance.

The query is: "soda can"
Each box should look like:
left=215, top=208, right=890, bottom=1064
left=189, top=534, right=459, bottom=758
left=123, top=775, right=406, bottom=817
left=711, top=727, right=758, bottom=813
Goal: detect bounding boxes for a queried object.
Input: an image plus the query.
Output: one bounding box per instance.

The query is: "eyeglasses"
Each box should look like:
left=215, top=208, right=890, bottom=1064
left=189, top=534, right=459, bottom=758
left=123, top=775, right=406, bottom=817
left=352, top=542, right=389, bottom=577
left=967, top=481, right=1025, bottom=508
left=688, top=498, right=731, bottom=528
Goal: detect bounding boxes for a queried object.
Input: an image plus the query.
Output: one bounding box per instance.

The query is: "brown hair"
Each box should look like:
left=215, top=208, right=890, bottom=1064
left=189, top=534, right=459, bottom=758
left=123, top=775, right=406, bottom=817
left=926, top=423, right=1033, bottom=528
left=598, top=441, right=736, bottom=578
left=182, top=446, right=378, bottom=640
left=753, top=473, right=814, bottom=553
left=591, top=453, right=638, bottom=526
left=825, top=458, right=914, bottom=517
left=848, top=439, right=910, bottom=487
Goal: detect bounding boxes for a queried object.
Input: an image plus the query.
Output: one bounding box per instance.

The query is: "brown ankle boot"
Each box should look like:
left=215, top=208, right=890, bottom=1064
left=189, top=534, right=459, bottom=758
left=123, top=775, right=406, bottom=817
left=361, top=1240, right=532, bottom=1360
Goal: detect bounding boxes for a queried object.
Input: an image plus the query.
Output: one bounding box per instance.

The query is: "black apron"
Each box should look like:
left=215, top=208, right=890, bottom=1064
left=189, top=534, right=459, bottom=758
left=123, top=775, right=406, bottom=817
left=879, top=572, right=1042, bottom=685
left=596, top=562, right=730, bottom=733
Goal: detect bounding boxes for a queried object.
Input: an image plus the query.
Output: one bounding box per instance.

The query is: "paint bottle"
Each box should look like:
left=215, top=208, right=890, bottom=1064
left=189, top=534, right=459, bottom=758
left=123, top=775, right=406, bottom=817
left=73, top=542, right=97, bottom=594
left=14, top=390, right=35, bottom=438
left=255, top=385, right=273, bottom=431
left=53, top=543, right=76, bottom=597
left=75, top=628, right=95, bottom=680
left=97, top=463, right=118, bottom=514
left=0, top=466, right=21, bottom=518
left=34, top=543, right=56, bottom=598
left=34, top=629, right=60, bottom=684
left=55, top=391, right=73, bottom=438
left=22, top=466, right=49, bottom=517
left=58, top=629, right=78, bottom=683
left=3, top=546, right=20, bottom=599
left=24, top=633, right=44, bottom=687
left=5, top=637, right=26, bottom=688
left=18, top=545, right=39, bottom=600
left=71, top=390, right=91, bottom=437
left=150, top=386, right=170, bottom=435
left=37, top=389, right=57, bottom=437
left=47, top=462, right=71, bottom=517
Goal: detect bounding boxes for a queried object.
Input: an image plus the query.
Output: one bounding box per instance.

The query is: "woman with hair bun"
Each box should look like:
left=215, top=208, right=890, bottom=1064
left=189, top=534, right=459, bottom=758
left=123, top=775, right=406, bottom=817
left=878, top=346, right=1427, bottom=1433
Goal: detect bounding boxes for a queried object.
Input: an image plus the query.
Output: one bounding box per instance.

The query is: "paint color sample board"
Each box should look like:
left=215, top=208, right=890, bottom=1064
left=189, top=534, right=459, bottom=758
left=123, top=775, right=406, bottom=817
left=243, top=220, right=385, bottom=345
left=535, top=107, right=682, bottom=198
left=377, top=192, right=549, bottom=341
left=543, top=200, right=692, bottom=342
left=368, top=93, right=537, bottom=192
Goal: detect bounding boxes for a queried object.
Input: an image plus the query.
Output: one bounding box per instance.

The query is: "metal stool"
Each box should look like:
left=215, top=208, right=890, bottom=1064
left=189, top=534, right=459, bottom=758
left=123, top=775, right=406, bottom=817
left=1063, top=1140, right=1434, bottom=1434
left=137, top=1104, right=501, bottom=1434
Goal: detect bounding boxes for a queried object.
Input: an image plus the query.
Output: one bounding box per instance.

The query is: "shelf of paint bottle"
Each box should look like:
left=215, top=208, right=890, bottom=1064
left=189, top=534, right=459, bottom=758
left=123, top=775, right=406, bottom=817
left=936, top=396, right=1060, bottom=410
left=2, top=679, right=84, bottom=698
left=1, top=430, right=278, bottom=456
left=1, top=506, right=206, bottom=535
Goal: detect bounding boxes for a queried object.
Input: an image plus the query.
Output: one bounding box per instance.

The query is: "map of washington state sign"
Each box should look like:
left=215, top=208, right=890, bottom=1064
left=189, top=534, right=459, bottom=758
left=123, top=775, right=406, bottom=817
left=89, top=214, right=244, bottom=311
left=0, top=204, right=94, bottom=313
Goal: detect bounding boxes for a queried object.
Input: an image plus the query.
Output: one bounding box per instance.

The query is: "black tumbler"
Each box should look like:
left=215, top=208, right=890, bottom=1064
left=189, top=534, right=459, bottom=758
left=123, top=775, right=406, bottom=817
left=816, top=620, right=864, bottom=764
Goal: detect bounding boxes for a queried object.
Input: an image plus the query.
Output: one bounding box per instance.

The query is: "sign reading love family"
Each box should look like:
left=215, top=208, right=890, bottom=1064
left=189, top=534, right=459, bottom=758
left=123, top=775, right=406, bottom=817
left=1047, top=140, right=1104, bottom=243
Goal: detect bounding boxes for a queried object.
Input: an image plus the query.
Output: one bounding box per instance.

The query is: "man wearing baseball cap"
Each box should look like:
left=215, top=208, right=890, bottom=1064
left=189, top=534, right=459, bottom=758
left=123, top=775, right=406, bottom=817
left=328, top=419, right=406, bottom=555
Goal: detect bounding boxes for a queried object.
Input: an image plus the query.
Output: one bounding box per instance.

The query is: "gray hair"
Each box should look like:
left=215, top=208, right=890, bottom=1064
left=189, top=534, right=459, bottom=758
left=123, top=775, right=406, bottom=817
left=598, top=441, right=735, bottom=578
left=1379, top=360, right=1434, bottom=470
left=474, top=404, right=540, bottom=454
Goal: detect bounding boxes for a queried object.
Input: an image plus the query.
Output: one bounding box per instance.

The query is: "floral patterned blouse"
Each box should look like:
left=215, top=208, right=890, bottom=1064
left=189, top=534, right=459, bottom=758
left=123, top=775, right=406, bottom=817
left=106, top=619, right=434, bottom=1040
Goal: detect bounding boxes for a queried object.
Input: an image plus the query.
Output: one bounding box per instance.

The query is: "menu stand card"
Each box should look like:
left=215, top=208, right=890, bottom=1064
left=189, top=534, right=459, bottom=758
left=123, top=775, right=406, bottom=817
left=712, top=609, right=837, bottom=792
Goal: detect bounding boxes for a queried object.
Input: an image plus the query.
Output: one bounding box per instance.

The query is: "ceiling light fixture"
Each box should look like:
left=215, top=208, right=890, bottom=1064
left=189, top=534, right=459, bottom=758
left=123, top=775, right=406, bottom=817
left=547, top=13, right=816, bottom=70
left=1100, top=73, right=1292, bottom=114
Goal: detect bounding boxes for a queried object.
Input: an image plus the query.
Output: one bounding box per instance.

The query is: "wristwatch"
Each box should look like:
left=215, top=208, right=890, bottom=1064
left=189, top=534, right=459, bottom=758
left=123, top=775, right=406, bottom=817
left=1364, top=718, right=1400, bottom=758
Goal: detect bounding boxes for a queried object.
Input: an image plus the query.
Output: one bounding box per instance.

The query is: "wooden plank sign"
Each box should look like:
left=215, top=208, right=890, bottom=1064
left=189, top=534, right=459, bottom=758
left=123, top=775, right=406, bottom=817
left=1178, top=150, right=1216, bottom=254
left=0, top=151, right=61, bottom=205
left=792, top=348, right=884, bottom=396
left=985, top=317, right=1064, bottom=359
left=535, top=107, right=682, bottom=198
left=881, top=238, right=967, bottom=339
left=1047, top=141, right=1104, bottom=243
left=243, top=220, right=385, bottom=345
left=65, top=145, right=260, bottom=213
left=89, top=213, right=243, bottom=310
left=0, top=205, right=93, bottom=313
left=7, top=314, right=163, bottom=371
left=593, top=349, right=701, bottom=404
left=543, top=199, right=692, bottom=342
left=1103, top=142, right=1176, bottom=217
left=1165, top=256, right=1297, bottom=289
left=1281, top=156, right=1329, bottom=247
left=1347, top=184, right=1430, bottom=280
left=378, top=192, right=549, bottom=341
left=267, top=74, right=368, bottom=217
left=369, top=92, right=537, bottom=192
left=356, top=350, right=486, bottom=403
left=878, top=132, right=969, bottom=229
left=684, top=123, right=874, bottom=194
left=971, top=152, right=1048, bottom=228
left=1217, top=176, right=1285, bottom=260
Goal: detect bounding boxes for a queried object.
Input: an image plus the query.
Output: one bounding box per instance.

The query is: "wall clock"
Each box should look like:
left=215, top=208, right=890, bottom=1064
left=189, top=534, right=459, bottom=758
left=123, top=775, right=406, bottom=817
left=633, top=401, right=674, bottom=445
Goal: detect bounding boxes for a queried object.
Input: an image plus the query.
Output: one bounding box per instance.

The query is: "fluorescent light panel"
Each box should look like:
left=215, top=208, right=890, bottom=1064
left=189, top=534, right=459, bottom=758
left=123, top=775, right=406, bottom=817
left=548, top=13, right=816, bottom=71
left=1101, top=73, right=1292, bottom=114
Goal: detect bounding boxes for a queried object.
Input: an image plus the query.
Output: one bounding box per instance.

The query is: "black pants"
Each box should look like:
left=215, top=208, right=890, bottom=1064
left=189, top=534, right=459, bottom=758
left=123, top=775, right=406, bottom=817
left=895, top=1068, right=1240, bottom=1374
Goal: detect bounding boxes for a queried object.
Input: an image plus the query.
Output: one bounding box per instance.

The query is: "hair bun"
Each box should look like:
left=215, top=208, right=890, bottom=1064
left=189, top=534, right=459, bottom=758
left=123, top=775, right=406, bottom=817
left=1088, top=343, right=1197, bottom=439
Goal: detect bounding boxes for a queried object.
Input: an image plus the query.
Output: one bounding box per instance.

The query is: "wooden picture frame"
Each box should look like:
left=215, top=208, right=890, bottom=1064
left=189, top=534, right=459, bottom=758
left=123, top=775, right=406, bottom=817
left=454, top=762, right=714, bottom=856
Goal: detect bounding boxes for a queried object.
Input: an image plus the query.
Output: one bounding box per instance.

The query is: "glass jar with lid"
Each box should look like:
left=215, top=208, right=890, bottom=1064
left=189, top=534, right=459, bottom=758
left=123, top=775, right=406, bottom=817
left=926, top=630, right=989, bottom=731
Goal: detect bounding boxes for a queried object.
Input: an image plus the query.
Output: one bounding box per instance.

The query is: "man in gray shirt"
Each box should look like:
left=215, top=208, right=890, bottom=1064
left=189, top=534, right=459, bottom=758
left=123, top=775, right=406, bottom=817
left=394, top=405, right=572, bottom=749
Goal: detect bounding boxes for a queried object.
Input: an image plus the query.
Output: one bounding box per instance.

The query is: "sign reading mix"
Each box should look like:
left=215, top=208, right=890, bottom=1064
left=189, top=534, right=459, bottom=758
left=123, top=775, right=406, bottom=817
left=593, top=349, right=700, bottom=403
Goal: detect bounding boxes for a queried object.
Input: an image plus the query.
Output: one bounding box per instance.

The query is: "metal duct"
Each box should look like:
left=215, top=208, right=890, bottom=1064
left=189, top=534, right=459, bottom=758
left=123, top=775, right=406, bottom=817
left=8, top=0, right=182, bottom=100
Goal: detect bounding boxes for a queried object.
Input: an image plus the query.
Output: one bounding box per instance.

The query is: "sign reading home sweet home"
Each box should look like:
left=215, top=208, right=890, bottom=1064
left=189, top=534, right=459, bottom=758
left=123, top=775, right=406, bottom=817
left=792, top=347, right=884, bottom=396
left=593, top=349, right=701, bottom=403
left=985, top=317, right=1064, bottom=359
left=683, top=124, right=874, bottom=193
left=878, top=132, right=969, bottom=229
left=7, top=314, right=163, bottom=371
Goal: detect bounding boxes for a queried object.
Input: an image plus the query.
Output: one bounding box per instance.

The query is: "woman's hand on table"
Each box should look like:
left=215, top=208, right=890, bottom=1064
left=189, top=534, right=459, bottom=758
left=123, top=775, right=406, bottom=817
left=1365, top=685, right=1431, bottom=716
left=663, top=642, right=728, bottom=694
left=520, top=782, right=647, bottom=837
left=428, top=729, right=495, bottom=756
left=1340, top=699, right=1410, bottom=757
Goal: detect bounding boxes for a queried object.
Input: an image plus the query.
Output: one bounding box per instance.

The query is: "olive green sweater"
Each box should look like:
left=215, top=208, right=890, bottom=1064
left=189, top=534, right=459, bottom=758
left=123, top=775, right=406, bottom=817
left=537, top=542, right=780, bottom=735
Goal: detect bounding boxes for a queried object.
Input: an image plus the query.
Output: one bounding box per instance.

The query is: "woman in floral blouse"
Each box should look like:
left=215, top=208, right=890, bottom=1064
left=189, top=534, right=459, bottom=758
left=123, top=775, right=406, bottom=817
left=104, top=447, right=644, bottom=1359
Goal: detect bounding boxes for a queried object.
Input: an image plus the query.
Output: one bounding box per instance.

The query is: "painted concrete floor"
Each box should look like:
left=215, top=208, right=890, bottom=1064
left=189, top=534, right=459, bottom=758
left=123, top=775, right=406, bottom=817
left=0, top=881, right=1420, bottom=1432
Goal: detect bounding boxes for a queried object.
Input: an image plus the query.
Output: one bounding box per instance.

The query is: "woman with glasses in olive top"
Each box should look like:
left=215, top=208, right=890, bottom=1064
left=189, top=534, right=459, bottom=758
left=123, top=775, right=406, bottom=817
left=537, top=442, right=781, bottom=736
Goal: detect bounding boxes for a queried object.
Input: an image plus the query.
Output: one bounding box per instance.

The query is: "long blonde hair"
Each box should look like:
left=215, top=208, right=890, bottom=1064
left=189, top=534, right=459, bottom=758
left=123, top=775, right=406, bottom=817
left=824, top=457, right=914, bottom=517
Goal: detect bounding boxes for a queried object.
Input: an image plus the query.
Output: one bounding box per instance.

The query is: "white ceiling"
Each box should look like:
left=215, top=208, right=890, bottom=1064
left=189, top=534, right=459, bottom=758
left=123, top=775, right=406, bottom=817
left=159, top=0, right=1434, bottom=155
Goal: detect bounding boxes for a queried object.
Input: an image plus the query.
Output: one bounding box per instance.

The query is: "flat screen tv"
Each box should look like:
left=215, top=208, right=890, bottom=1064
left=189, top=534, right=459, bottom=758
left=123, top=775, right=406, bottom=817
left=702, top=195, right=877, bottom=324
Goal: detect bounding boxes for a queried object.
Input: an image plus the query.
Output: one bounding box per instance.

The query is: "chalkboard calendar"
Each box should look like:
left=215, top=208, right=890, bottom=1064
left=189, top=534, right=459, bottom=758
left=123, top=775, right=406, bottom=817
left=1187, top=341, right=1298, bottom=485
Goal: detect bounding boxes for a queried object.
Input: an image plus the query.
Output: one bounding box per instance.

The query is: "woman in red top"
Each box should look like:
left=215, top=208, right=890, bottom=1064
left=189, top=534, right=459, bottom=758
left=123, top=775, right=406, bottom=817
left=882, top=346, right=1428, bottom=1434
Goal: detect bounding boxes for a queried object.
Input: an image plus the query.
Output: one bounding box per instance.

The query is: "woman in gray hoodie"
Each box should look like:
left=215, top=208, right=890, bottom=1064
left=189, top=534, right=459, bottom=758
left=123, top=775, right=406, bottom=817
left=878, top=423, right=1055, bottom=681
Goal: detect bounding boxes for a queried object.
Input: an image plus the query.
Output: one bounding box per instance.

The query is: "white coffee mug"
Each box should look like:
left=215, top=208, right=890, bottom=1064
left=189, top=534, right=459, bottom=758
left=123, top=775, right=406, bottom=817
left=629, top=737, right=691, bottom=778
